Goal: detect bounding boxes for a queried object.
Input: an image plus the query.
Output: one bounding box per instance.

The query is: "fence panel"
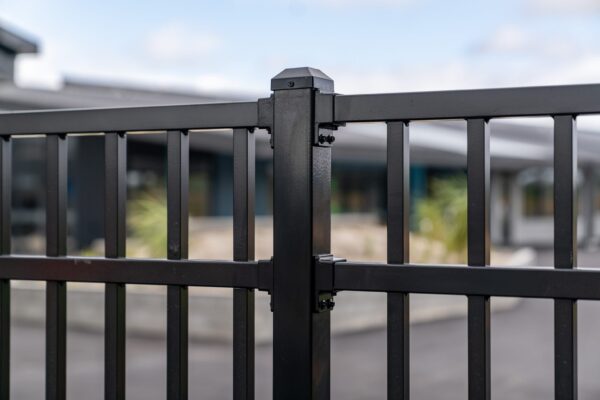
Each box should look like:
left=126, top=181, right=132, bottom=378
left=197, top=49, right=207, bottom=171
left=0, top=67, right=598, bottom=400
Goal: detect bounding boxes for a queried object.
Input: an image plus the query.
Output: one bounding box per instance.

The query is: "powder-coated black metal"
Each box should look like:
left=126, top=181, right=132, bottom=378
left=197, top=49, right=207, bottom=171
left=0, top=69, right=598, bottom=400
left=271, top=71, right=332, bottom=400
left=167, top=130, right=190, bottom=400
left=554, top=116, right=578, bottom=400
left=330, top=83, right=600, bottom=123
left=46, top=134, right=68, bottom=400
left=467, top=119, right=491, bottom=400
left=0, top=256, right=260, bottom=286
left=0, top=102, right=260, bottom=135
left=104, top=132, right=127, bottom=400
left=0, top=137, right=10, bottom=400
left=330, top=262, right=600, bottom=299
left=233, top=128, right=256, bottom=400
left=386, top=121, right=410, bottom=400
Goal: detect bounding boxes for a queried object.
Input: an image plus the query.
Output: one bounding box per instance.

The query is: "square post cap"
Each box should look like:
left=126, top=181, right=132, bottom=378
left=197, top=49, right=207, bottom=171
left=271, top=67, right=333, bottom=93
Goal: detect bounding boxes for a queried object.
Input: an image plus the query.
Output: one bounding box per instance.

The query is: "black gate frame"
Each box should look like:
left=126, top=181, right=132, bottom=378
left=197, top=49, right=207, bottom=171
left=1, top=67, right=599, bottom=400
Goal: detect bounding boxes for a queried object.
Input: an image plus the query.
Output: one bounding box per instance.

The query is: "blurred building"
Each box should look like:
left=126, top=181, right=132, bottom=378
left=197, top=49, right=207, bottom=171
left=1, top=23, right=599, bottom=251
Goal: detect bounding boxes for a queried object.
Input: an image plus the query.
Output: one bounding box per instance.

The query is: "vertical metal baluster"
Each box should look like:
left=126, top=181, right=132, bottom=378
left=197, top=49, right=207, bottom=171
left=0, top=136, right=11, bottom=400
left=467, top=119, right=491, bottom=400
left=167, top=130, right=189, bottom=400
left=554, top=115, right=578, bottom=400
left=105, top=132, right=127, bottom=400
left=386, top=121, right=410, bottom=400
left=46, top=134, right=68, bottom=400
left=233, top=128, right=256, bottom=400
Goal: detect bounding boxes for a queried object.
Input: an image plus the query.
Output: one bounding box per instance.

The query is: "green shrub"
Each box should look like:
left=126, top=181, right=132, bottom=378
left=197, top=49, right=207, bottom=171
left=127, top=189, right=167, bottom=258
left=417, top=176, right=468, bottom=263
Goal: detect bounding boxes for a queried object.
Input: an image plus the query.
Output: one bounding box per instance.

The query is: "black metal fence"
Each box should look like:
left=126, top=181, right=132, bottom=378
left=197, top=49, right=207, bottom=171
left=0, top=67, right=599, bottom=400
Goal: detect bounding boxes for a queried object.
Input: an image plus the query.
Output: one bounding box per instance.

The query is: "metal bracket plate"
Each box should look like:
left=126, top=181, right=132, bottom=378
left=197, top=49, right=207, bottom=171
left=257, top=255, right=345, bottom=313
left=314, top=254, right=345, bottom=313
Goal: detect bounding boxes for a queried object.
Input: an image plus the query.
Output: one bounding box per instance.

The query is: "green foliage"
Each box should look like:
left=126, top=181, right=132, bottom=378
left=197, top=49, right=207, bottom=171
left=417, top=176, right=468, bottom=263
left=127, top=189, right=167, bottom=258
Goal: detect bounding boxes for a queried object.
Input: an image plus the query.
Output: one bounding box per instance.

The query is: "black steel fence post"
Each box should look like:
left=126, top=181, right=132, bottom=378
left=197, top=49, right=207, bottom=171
left=271, top=67, right=333, bottom=400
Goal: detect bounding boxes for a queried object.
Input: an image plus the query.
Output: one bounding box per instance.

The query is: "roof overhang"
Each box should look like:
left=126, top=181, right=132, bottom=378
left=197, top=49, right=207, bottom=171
left=0, top=25, right=38, bottom=55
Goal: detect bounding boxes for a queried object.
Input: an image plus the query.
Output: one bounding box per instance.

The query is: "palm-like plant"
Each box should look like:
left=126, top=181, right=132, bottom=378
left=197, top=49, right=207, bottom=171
left=417, top=176, right=468, bottom=263
left=127, top=189, right=167, bottom=258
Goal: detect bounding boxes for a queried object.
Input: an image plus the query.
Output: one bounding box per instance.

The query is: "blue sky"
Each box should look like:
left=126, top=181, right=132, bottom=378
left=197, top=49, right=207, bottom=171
left=2, top=0, right=600, bottom=96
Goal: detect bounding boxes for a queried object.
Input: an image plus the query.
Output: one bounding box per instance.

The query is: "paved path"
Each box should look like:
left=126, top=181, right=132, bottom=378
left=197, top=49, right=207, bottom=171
left=10, top=250, right=600, bottom=399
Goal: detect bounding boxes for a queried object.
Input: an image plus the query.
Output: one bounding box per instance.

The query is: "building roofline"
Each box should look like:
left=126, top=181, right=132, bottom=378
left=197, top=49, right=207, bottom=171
left=62, top=78, right=250, bottom=102
left=0, top=25, right=38, bottom=54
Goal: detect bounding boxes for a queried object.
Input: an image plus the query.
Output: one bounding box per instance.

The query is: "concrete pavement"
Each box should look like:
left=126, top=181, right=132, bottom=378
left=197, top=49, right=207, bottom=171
left=10, top=298, right=600, bottom=399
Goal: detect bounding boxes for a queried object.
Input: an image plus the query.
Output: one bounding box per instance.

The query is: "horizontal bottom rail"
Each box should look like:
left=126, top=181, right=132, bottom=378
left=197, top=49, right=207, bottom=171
left=0, top=256, right=260, bottom=288
left=6, top=257, right=600, bottom=299
left=333, top=262, right=600, bottom=300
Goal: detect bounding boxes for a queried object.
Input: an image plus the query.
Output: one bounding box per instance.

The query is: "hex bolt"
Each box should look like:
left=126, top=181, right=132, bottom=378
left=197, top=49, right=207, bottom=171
left=318, top=134, right=335, bottom=145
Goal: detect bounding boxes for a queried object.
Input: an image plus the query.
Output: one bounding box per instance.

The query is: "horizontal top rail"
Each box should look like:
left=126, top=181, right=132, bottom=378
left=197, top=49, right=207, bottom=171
left=332, top=83, right=600, bottom=122
left=0, top=101, right=259, bottom=135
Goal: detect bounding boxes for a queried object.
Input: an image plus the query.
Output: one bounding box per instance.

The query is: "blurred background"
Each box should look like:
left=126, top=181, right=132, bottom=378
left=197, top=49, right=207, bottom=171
left=3, top=0, right=600, bottom=399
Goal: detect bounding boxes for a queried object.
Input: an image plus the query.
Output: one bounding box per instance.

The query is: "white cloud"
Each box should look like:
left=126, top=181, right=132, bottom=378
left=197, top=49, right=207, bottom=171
left=323, top=50, right=600, bottom=95
left=475, top=26, right=532, bottom=53
left=144, top=23, right=221, bottom=64
left=329, top=62, right=492, bottom=94
left=530, top=54, right=600, bottom=85
left=472, top=26, right=580, bottom=59
left=266, top=0, right=411, bottom=8
left=528, top=0, right=600, bottom=13
left=302, top=0, right=409, bottom=7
